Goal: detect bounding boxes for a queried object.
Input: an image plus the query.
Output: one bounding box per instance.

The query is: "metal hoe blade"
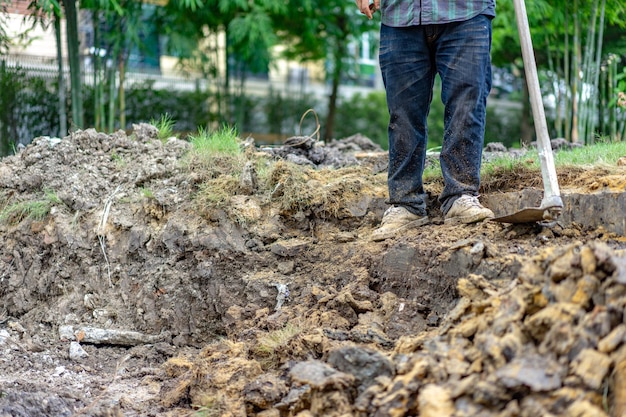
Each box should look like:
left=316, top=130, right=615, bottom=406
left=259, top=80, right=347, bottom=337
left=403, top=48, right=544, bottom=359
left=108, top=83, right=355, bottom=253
left=491, top=0, right=564, bottom=224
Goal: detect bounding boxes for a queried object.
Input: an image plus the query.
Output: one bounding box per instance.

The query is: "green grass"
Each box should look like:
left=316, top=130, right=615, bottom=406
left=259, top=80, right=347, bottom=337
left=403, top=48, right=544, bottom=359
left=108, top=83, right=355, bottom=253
left=421, top=141, right=626, bottom=187
left=553, top=140, right=626, bottom=167
left=140, top=187, right=155, bottom=199
left=1, top=200, right=52, bottom=224
left=480, top=140, right=626, bottom=177
left=184, top=125, right=244, bottom=175
left=188, top=125, right=241, bottom=156
left=150, top=113, right=176, bottom=142
left=0, top=189, right=62, bottom=225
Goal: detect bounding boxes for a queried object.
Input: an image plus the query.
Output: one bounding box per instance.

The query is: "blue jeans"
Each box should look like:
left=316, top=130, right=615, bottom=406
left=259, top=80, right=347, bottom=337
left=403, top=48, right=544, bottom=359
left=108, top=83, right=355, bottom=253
left=379, top=14, right=492, bottom=216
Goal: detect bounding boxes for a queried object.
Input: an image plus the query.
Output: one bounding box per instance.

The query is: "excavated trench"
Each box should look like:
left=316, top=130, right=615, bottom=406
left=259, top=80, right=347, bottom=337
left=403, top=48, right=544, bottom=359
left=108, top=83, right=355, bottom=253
left=1, top=127, right=626, bottom=416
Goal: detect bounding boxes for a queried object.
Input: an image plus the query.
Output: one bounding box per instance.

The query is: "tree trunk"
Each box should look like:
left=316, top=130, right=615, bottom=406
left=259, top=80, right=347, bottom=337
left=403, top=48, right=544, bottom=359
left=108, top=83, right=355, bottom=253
left=588, top=0, right=606, bottom=143
left=564, top=12, right=571, bottom=142
left=93, top=10, right=101, bottom=131
left=325, top=40, right=346, bottom=142
left=118, top=54, right=126, bottom=130
left=54, top=14, right=67, bottom=137
left=571, top=0, right=580, bottom=144
left=63, top=0, right=83, bottom=129
left=107, top=64, right=116, bottom=132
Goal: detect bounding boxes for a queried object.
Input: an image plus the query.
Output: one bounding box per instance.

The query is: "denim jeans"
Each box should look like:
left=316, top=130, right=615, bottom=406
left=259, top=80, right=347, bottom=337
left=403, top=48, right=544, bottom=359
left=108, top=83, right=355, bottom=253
left=379, top=14, right=492, bottom=216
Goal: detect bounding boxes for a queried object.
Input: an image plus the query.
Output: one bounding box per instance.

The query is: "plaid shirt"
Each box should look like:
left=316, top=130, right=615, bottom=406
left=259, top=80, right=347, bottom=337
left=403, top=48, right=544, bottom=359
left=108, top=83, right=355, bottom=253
left=380, top=0, right=496, bottom=27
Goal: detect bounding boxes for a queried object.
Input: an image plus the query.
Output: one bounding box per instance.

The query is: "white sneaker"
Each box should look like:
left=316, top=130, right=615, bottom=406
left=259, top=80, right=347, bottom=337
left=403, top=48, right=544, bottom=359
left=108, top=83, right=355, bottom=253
left=371, top=206, right=429, bottom=241
left=444, top=195, right=494, bottom=224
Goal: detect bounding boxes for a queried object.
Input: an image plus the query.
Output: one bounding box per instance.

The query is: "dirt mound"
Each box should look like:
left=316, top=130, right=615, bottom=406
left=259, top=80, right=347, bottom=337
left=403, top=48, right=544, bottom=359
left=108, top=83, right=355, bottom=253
left=0, top=127, right=626, bottom=416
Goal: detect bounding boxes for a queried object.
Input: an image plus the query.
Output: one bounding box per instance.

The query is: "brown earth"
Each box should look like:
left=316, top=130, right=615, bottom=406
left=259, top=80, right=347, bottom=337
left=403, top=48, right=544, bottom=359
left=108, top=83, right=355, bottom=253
left=0, top=126, right=626, bottom=417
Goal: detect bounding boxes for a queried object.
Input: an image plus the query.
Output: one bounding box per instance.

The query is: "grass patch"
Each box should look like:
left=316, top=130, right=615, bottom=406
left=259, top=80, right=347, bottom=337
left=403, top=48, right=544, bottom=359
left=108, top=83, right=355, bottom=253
left=194, top=175, right=241, bottom=210
left=191, top=396, right=226, bottom=417
left=421, top=141, right=626, bottom=194
left=553, top=141, right=626, bottom=167
left=184, top=125, right=245, bottom=179
left=140, top=187, right=155, bottom=199
left=253, top=322, right=302, bottom=370
left=189, top=125, right=241, bottom=156
left=0, top=189, right=63, bottom=225
left=150, top=113, right=176, bottom=142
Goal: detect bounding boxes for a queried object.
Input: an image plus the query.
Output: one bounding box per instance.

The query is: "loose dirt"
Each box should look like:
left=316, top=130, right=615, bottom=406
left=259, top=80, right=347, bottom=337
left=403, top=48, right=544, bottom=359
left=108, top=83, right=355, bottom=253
left=1, top=126, right=626, bottom=417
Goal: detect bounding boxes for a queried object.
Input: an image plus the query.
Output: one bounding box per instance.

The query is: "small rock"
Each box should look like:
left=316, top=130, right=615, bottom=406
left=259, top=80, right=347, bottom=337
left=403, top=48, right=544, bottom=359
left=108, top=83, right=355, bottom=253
left=270, top=239, right=309, bottom=257
left=58, top=325, right=75, bottom=341
left=289, top=360, right=354, bottom=390
left=566, top=399, right=608, bottom=417
left=240, top=161, right=257, bottom=195
left=69, top=341, right=89, bottom=360
left=243, top=374, right=288, bottom=410
left=598, top=324, right=626, bottom=353
left=418, top=384, right=455, bottom=417
left=496, top=352, right=562, bottom=391
left=570, top=349, right=611, bottom=390
left=328, top=346, right=394, bottom=394
left=0, top=329, right=10, bottom=345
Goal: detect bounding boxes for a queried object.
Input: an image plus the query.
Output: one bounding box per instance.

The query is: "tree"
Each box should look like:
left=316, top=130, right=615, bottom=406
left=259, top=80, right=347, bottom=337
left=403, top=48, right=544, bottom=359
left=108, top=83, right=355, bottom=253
left=156, top=0, right=284, bottom=129
left=0, top=1, right=11, bottom=54
left=23, top=0, right=66, bottom=137
left=491, top=0, right=626, bottom=145
left=273, top=0, right=377, bottom=141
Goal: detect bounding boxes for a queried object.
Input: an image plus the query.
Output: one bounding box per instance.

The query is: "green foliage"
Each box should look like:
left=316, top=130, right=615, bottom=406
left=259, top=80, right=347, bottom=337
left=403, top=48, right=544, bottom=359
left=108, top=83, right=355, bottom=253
left=228, top=8, right=276, bottom=74
left=0, top=62, right=60, bottom=156
left=485, top=104, right=524, bottom=149
left=0, top=189, right=61, bottom=225
left=263, top=90, right=321, bottom=137
left=150, top=113, right=176, bottom=141
left=140, top=187, right=155, bottom=199
left=333, top=91, right=388, bottom=147
left=553, top=140, right=626, bottom=166
left=189, top=125, right=241, bottom=156
left=82, top=80, right=214, bottom=132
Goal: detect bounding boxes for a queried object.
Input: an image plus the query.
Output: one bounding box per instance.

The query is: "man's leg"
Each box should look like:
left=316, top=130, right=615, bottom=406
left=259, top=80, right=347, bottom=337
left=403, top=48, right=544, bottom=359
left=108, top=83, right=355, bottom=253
left=379, top=23, right=435, bottom=217
left=371, top=24, right=435, bottom=241
left=435, top=14, right=493, bottom=220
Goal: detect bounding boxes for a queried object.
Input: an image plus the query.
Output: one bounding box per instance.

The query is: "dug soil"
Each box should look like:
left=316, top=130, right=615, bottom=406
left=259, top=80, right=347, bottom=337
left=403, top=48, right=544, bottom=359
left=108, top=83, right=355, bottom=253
left=1, top=126, right=626, bottom=417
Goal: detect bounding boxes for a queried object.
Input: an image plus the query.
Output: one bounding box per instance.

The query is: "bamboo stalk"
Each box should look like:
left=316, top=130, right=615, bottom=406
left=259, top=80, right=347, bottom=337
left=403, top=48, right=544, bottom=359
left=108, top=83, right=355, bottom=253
left=579, top=0, right=598, bottom=144
left=571, top=0, right=580, bottom=144
left=564, top=12, right=571, bottom=142
left=589, top=0, right=606, bottom=142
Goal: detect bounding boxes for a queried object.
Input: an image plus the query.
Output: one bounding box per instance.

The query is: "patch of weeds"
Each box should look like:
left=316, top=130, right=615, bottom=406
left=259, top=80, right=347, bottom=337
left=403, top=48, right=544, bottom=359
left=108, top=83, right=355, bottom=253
left=264, top=162, right=385, bottom=217
left=184, top=125, right=245, bottom=179
left=194, top=175, right=240, bottom=212
left=110, top=151, right=126, bottom=167
left=191, top=395, right=226, bottom=417
left=265, top=160, right=315, bottom=213
left=0, top=189, right=62, bottom=225
left=253, top=322, right=302, bottom=370
left=189, top=124, right=241, bottom=156
left=555, top=140, right=626, bottom=167
left=150, top=113, right=176, bottom=142
left=140, top=187, right=155, bottom=199
left=43, top=188, right=62, bottom=204
left=1, top=200, right=51, bottom=224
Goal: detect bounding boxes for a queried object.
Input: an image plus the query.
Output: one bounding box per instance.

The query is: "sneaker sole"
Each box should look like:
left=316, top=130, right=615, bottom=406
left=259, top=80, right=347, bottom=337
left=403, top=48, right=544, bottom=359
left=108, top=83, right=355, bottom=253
left=444, top=212, right=494, bottom=225
left=371, top=217, right=430, bottom=241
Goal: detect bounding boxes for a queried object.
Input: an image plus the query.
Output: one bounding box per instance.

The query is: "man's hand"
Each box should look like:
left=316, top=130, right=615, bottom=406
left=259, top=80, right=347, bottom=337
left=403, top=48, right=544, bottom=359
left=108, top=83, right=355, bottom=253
left=356, top=0, right=379, bottom=19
